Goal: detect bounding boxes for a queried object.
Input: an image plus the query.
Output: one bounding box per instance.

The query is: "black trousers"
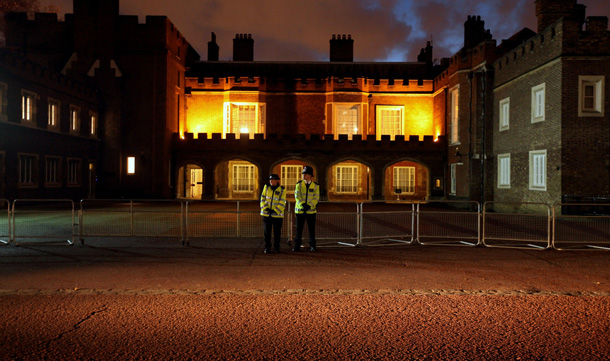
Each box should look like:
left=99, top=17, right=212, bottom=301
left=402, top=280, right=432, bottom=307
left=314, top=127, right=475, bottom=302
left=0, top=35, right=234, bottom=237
left=262, top=216, right=283, bottom=251
left=295, top=213, right=316, bottom=248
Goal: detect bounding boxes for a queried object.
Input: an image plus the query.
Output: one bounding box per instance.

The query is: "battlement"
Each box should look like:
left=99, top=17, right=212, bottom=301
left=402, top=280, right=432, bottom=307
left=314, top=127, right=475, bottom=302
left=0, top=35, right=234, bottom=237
left=186, top=76, right=434, bottom=93
left=173, top=133, right=446, bottom=152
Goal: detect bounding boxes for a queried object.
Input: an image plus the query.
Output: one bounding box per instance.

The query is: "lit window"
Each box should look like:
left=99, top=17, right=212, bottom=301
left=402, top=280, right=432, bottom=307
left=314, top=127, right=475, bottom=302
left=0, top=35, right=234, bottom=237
left=224, top=103, right=266, bottom=139
left=90, top=112, right=98, bottom=136
left=449, top=86, right=459, bottom=144
left=68, top=159, right=81, bottom=185
left=21, top=91, right=36, bottom=122
left=281, top=165, right=303, bottom=194
left=578, top=76, right=604, bottom=117
left=336, top=165, right=358, bottom=193
left=48, top=100, right=60, bottom=128
left=497, top=154, right=511, bottom=188
left=531, top=83, right=545, bottom=123
left=393, top=166, right=415, bottom=194
left=19, top=154, right=37, bottom=185
left=377, top=106, right=403, bottom=140
left=529, top=150, right=547, bottom=191
left=127, top=157, right=135, bottom=174
left=70, top=106, right=80, bottom=133
left=499, top=98, right=510, bottom=131
left=45, top=157, right=60, bottom=185
left=335, top=104, right=360, bottom=140
left=232, top=164, right=255, bottom=192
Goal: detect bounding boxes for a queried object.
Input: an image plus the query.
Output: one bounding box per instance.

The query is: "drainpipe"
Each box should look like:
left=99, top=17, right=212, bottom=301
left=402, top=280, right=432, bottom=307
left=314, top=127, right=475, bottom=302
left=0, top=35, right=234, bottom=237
left=479, top=67, right=487, bottom=206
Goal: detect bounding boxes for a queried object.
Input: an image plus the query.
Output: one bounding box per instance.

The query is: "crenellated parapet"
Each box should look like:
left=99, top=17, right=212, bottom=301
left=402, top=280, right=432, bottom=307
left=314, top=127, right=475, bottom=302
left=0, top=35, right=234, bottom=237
left=173, top=133, right=446, bottom=153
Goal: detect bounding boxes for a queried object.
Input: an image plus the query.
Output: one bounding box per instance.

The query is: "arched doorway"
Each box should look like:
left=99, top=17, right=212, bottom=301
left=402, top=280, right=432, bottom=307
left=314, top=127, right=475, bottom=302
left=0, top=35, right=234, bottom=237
left=177, top=164, right=204, bottom=199
left=384, top=160, right=429, bottom=201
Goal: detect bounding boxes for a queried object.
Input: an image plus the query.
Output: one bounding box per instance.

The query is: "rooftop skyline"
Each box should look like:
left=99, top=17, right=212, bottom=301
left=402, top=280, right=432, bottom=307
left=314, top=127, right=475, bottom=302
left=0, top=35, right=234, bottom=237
left=34, top=0, right=610, bottom=62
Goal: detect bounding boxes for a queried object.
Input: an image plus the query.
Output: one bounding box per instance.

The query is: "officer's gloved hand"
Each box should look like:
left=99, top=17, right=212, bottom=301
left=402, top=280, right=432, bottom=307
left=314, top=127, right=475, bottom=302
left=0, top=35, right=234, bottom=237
left=303, top=204, right=310, bottom=211
left=270, top=210, right=277, bottom=215
left=264, top=207, right=271, bottom=213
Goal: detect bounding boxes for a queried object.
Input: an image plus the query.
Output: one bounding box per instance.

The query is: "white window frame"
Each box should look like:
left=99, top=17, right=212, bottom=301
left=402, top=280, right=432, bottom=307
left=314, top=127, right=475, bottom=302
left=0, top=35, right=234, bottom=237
left=281, top=165, right=303, bottom=194
left=336, top=165, right=358, bottom=194
left=21, top=90, right=37, bottom=123
left=223, top=102, right=266, bottom=139
left=497, top=153, right=511, bottom=189
left=450, top=163, right=457, bottom=195
left=499, top=97, right=510, bottom=131
left=67, top=158, right=81, bottom=186
left=45, top=156, right=61, bottom=186
left=376, top=105, right=404, bottom=140
left=393, top=166, right=415, bottom=194
left=334, top=104, right=361, bottom=140
left=449, top=86, right=460, bottom=144
left=578, top=76, right=604, bottom=117
left=70, top=105, right=80, bottom=134
left=48, top=99, right=60, bottom=129
left=531, top=83, right=545, bottom=123
left=529, top=150, right=547, bottom=191
left=18, top=153, right=37, bottom=186
left=231, top=163, right=255, bottom=193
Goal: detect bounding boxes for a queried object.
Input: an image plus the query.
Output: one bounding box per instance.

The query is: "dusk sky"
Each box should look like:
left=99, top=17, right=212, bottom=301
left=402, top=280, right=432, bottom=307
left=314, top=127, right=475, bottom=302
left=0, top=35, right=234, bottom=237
left=41, top=0, right=610, bottom=62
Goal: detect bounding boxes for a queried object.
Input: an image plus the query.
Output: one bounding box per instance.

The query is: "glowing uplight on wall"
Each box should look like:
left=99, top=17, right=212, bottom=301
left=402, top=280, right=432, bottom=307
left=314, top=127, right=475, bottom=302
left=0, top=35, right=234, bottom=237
left=127, top=157, right=135, bottom=174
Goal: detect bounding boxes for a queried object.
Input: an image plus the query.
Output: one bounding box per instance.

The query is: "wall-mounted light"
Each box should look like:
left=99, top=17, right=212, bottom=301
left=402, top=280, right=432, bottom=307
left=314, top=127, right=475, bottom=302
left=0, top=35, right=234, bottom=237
left=127, top=157, right=135, bottom=174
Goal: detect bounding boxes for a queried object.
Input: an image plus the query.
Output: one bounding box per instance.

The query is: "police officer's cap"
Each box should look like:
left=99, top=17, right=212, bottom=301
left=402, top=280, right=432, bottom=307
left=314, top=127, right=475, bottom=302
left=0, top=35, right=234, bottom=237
left=269, top=174, right=280, bottom=180
left=301, top=166, right=314, bottom=176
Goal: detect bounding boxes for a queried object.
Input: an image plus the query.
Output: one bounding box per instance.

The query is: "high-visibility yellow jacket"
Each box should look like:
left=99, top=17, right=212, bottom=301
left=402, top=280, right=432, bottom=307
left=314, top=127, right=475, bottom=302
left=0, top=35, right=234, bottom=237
left=295, top=180, right=319, bottom=214
left=260, top=184, right=287, bottom=218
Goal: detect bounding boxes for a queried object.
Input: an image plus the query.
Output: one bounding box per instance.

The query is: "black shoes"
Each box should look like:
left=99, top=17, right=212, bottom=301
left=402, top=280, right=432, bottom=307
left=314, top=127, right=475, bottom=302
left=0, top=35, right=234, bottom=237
left=291, top=247, right=300, bottom=252
left=310, top=247, right=316, bottom=252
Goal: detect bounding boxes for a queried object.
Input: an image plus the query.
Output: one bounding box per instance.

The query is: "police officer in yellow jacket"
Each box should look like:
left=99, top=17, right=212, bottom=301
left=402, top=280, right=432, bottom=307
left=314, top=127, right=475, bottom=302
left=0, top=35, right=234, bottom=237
left=260, top=174, right=287, bottom=254
left=293, top=165, right=320, bottom=252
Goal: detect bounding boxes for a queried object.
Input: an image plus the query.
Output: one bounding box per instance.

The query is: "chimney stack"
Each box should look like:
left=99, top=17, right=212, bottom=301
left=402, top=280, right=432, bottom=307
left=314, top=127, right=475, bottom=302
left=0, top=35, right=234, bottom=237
left=330, top=34, right=353, bottom=62
left=535, top=0, right=584, bottom=33
left=233, top=34, right=254, bottom=61
left=208, top=32, right=219, bottom=61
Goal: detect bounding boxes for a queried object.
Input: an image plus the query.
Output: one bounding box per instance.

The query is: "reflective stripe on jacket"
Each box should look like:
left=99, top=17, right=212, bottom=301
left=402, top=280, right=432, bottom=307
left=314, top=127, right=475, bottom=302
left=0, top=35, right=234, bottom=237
left=295, top=180, right=319, bottom=214
left=260, top=184, right=287, bottom=218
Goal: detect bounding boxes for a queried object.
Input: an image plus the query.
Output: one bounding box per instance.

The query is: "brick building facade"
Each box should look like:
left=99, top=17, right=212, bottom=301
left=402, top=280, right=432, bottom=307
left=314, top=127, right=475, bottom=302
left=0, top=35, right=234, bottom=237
left=1, top=0, right=608, bottom=208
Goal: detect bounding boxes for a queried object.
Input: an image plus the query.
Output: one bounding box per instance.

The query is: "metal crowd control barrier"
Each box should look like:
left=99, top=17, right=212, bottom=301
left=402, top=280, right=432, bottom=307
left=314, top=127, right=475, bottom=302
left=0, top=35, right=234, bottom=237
left=416, top=200, right=480, bottom=246
left=12, top=199, right=75, bottom=245
left=359, top=201, right=415, bottom=246
left=290, top=202, right=359, bottom=247
left=482, top=202, right=552, bottom=249
left=0, top=199, right=9, bottom=245
left=553, top=203, right=610, bottom=250
left=79, top=200, right=184, bottom=245
left=185, top=201, right=291, bottom=246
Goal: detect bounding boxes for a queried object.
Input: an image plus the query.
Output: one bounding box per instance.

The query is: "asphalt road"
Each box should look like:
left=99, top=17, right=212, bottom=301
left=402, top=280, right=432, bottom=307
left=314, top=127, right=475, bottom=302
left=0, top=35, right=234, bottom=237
left=1, top=238, right=609, bottom=360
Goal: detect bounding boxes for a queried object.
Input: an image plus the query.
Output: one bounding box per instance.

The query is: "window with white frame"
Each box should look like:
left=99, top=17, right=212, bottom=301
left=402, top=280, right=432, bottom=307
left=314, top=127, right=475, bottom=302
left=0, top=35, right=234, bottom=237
left=529, top=150, right=547, bottom=191
left=531, top=83, right=545, bottom=123
left=70, top=106, right=80, bottom=133
left=499, top=97, right=510, bottom=131
left=21, top=90, right=36, bottom=123
left=335, top=104, right=360, bottom=140
left=232, top=164, right=255, bottom=192
left=45, top=156, right=61, bottom=185
left=393, top=166, right=415, bottom=194
left=281, top=165, right=303, bottom=194
left=48, top=99, right=60, bottom=129
left=336, top=165, right=358, bottom=193
left=224, top=103, right=265, bottom=139
left=68, top=158, right=81, bottom=185
left=18, top=154, right=37, bottom=186
left=90, top=111, right=98, bottom=136
left=449, top=86, right=459, bottom=144
left=376, top=106, right=403, bottom=140
left=497, top=154, right=511, bottom=188
left=578, top=76, right=604, bottom=117
left=450, top=163, right=457, bottom=195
